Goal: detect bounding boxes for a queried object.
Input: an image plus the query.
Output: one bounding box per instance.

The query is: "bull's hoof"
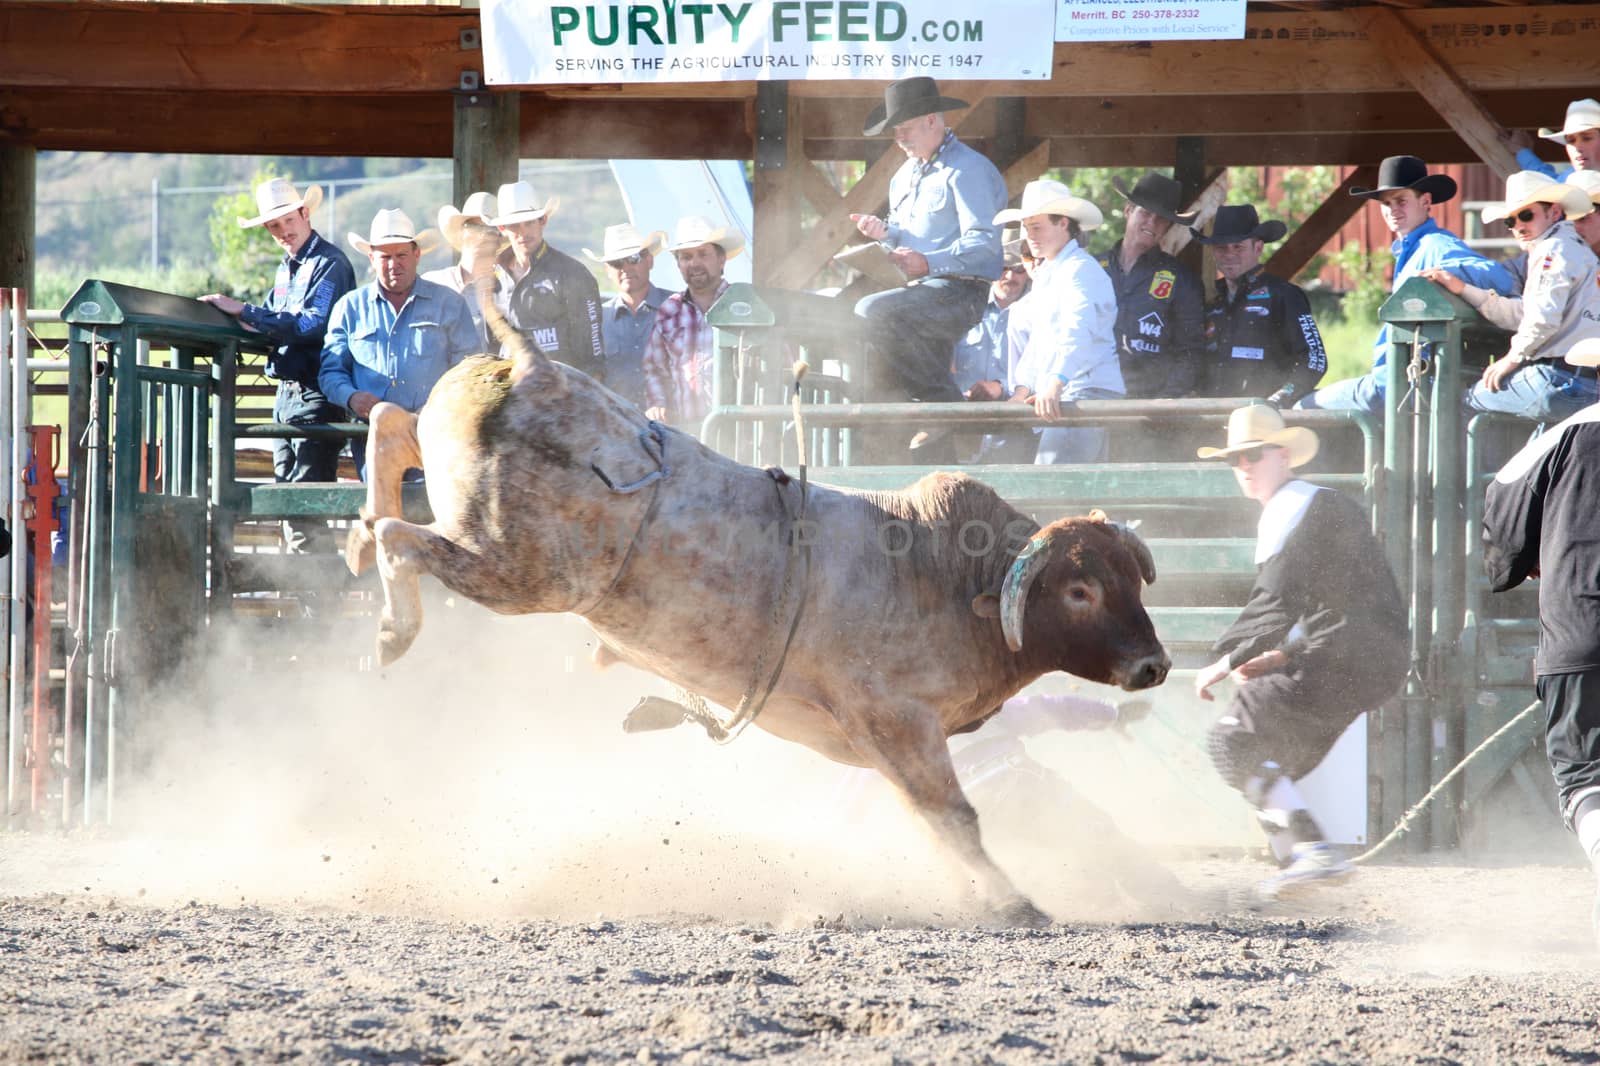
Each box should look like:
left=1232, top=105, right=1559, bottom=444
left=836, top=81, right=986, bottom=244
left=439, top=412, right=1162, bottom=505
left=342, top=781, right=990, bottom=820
left=994, top=897, right=1053, bottom=929
left=346, top=523, right=377, bottom=577
left=592, top=642, right=621, bottom=670
left=376, top=616, right=419, bottom=667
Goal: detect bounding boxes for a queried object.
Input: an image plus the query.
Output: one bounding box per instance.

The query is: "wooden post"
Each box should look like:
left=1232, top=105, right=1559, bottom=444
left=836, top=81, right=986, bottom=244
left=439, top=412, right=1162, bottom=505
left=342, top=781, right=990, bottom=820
left=1352, top=6, right=1520, bottom=179
left=752, top=81, right=802, bottom=287
left=1174, top=136, right=1207, bottom=294
left=1264, top=164, right=1380, bottom=282
left=0, top=142, right=36, bottom=294
left=992, top=98, right=1028, bottom=172
left=453, top=89, right=521, bottom=205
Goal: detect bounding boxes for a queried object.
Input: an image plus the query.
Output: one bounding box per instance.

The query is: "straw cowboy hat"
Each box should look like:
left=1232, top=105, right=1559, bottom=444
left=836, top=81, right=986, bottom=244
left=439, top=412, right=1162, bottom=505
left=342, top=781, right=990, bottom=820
left=1193, top=204, right=1288, bottom=245
left=488, top=181, right=560, bottom=227
left=1563, top=337, right=1600, bottom=368
left=1197, top=404, right=1319, bottom=467
left=347, top=208, right=439, bottom=256
left=437, top=191, right=502, bottom=249
left=1565, top=168, right=1600, bottom=209
left=862, top=76, right=969, bottom=137
left=666, top=215, right=745, bottom=259
left=236, top=178, right=323, bottom=228
left=1481, top=170, right=1593, bottom=224
left=1113, top=171, right=1199, bottom=226
left=1349, top=155, right=1458, bottom=204
left=994, top=179, right=1104, bottom=230
left=583, top=222, right=668, bottom=264
left=1540, top=98, right=1600, bottom=143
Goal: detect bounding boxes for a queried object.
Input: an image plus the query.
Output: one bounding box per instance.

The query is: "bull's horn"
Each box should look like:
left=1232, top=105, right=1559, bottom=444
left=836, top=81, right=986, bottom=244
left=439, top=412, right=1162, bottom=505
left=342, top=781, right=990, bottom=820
left=1113, top=521, right=1157, bottom=585
left=999, top=534, right=1053, bottom=653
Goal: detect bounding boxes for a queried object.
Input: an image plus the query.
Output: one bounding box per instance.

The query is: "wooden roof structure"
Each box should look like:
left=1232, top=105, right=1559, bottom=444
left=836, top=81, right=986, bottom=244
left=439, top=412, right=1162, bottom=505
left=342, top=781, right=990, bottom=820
left=1, top=0, right=1597, bottom=287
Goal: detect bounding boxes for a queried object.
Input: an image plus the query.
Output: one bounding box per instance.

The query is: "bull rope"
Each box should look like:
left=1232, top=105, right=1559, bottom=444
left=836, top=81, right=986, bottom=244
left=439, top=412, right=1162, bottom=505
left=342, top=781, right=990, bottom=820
left=1350, top=697, right=1543, bottom=866
left=574, top=421, right=671, bottom=617
left=669, top=361, right=813, bottom=745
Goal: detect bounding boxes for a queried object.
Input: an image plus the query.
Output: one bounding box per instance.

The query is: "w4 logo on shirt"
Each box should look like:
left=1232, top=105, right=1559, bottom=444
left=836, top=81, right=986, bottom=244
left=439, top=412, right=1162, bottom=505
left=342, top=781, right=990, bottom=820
left=1138, top=312, right=1165, bottom=338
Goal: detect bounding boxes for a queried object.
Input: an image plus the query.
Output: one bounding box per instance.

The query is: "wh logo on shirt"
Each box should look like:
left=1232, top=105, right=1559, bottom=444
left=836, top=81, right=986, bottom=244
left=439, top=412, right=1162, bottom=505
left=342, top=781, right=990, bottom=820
left=531, top=327, right=559, bottom=351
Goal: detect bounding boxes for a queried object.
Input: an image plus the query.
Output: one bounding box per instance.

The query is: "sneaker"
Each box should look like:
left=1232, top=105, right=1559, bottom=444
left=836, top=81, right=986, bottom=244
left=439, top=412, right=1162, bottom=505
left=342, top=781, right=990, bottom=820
left=1254, top=841, right=1354, bottom=902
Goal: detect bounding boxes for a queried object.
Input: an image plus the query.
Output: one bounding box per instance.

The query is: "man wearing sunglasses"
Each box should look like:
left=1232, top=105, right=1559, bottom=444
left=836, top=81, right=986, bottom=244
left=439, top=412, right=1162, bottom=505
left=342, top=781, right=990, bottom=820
left=1424, top=171, right=1600, bottom=423
left=955, top=235, right=1031, bottom=401
left=1300, top=156, right=1517, bottom=415
left=585, top=223, right=671, bottom=411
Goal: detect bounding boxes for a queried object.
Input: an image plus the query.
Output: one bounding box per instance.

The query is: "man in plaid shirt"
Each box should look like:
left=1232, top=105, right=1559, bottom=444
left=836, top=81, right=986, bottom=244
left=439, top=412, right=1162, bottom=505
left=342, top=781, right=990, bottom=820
left=642, top=215, right=744, bottom=426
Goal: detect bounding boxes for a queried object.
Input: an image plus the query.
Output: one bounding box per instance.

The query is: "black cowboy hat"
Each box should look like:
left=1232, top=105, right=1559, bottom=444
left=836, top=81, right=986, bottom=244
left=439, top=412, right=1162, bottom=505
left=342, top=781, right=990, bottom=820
left=1113, top=171, right=1199, bottom=226
left=1193, top=204, right=1288, bottom=245
left=863, top=77, right=969, bottom=137
left=1349, top=155, right=1458, bottom=204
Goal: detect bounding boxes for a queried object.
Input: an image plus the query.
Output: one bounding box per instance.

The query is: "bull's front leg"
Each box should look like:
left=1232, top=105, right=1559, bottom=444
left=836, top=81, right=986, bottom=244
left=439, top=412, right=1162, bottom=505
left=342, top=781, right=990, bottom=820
left=841, top=704, right=1051, bottom=928
left=370, top=516, right=441, bottom=666
left=346, top=402, right=422, bottom=577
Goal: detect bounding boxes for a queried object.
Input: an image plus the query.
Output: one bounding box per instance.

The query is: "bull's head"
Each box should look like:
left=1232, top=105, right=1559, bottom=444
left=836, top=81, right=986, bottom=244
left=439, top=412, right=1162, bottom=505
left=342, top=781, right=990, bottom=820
left=975, top=511, right=1169, bottom=691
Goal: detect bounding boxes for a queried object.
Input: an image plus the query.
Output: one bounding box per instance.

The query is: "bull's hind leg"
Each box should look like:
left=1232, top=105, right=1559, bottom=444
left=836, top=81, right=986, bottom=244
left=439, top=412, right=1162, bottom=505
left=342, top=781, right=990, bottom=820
left=842, top=705, right=1051, bottom=928
left=346, top=403, right=423, bottom=577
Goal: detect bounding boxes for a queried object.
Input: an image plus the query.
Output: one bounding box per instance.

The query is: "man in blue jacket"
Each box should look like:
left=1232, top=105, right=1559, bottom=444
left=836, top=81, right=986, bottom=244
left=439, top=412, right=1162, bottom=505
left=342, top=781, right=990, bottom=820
left=202, top=178, right=356, bottom=551
left=1299, top=156, right=1517, bottom=415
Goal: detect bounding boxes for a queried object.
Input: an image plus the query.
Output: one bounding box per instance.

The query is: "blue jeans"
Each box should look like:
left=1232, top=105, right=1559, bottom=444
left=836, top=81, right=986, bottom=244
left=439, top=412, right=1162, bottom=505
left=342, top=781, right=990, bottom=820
left=1464, top=362, right=1598, bottom=424
left=854, top=278, right=988, bottom=404
left=1035, top=388, right=1122, bottom=465
left=1298, top=371, right=1385, bottom=415
left=273, top=379, right=343, bottom=553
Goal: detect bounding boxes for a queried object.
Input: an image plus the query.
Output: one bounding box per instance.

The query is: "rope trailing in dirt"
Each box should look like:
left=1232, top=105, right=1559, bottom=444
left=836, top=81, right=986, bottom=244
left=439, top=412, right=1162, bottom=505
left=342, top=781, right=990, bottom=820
left=1351, top=698, right=1542, bottom=866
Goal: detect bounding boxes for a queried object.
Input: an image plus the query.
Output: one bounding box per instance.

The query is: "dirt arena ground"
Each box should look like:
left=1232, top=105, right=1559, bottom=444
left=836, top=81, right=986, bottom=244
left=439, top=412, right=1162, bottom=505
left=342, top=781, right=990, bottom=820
left=4, top=615, right=1596, bottom=1063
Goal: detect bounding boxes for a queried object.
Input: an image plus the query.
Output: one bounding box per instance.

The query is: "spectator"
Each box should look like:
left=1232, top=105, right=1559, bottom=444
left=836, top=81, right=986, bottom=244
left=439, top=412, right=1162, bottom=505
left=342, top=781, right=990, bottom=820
left=423, top=190, right=502, bottom=348
left=1194, top=204, right=1327, bottom=407
left=954, top=231, right=1029, bottom=397
left=1097, top=171, right=1205, bottom=399
left=992, top=179, right=1123, bottom=464
left=642, top=215, right=743, bottom=426
left=585, top=223, right=671, bottom=410
left=1300, top=156, right=1517, bottom=414
left=201, top=178, right=356, bottom=553
left=491, top=180, right=605, bottom=382
left=1194, top=405, right=1407, bottom=900
left=320, top=209, right=479, bottom=478
left=848, top=77, right=1007, bottom=459
left=1424, top=172, right=1600, bottom=424
left=1568, top=170, right=1600, bottom=255
left=1509, top=97, right=1600, bottom=179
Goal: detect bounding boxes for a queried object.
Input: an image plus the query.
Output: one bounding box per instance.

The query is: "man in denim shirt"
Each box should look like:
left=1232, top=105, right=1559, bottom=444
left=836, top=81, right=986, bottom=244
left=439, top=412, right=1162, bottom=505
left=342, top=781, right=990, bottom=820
left=585, top=223, right=670, bottom=410
left=320, top=209, right=480, bottom=479
left=202, top=178, right=356, bottom=551
left=850, top=77, right=1006, bottom=456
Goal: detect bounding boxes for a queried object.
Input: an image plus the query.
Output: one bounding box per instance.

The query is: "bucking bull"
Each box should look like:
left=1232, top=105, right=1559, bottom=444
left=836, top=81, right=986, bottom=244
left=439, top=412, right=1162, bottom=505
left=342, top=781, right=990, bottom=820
left=346, top=313, right=1170, bottom=926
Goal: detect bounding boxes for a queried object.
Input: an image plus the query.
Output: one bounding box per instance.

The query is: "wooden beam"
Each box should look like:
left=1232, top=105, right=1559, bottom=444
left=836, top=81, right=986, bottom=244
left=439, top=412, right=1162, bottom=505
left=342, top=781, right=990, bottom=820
left=793, top=158, right=843, bottom=218
left=1001, top=142, right=1051, bottom=203
left=456, top=90, right=520, bottom=204
left=751, top=82, right=804, bottom=286
left=1351, top=7, right=1520, bottom=178
left=1264, top=164, right=1380, bottom=282
left=520, top=96, right=751, bottom=159
left=768, top=92, right=989, bottom=292
left=0, top=141, right=33, bottom=292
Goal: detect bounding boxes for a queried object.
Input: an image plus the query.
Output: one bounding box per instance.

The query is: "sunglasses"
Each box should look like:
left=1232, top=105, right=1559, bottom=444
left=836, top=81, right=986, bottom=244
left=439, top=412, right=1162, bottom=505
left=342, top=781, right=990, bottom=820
left=607, top=252, right=648, bottom=266
left=1002, top=264, right=1029, bottom=276
left=1502, top=207, right=1539, bottom=229
left=1227, top=445, right=1277, bottom=467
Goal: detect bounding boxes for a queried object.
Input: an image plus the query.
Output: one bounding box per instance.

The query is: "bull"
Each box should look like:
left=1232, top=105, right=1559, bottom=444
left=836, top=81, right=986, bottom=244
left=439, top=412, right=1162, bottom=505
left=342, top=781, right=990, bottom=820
left=347, top=318, right=1170, bottom=926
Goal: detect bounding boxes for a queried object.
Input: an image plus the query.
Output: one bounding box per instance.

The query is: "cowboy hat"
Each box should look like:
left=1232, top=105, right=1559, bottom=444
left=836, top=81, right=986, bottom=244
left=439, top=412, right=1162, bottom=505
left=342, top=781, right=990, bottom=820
left=437, top=191, right=502, bottom=249
left=236, top=178, right=323, bottom=229
left=1563, top=337, right=1600, bottom=368
left=1540, top=98, right=1600, bottom=143
left=665, top=215, right=745, bottom=259
left=1481, top=170, right=1593, bottom=224
left=1197, top=404, right=1319, bottom=467
left=1001, top=227, right=1026, bottom=267
left=347, top=208, right=440, bottom=257
left=1193, top=204, right=1287, bottom=245
left=488, top=181, right=560, bottom=227
left=1565, top=169, right=1600, bottom=209
left=993, top=179, right=1103, bottom=230
left=1349, top=155, right=1458, bottom=204
left=583, top=222, right=668, bottom=264
left=862, top=77, right=969, bottom=137
left=1113, top=171, right=1199, bottom=226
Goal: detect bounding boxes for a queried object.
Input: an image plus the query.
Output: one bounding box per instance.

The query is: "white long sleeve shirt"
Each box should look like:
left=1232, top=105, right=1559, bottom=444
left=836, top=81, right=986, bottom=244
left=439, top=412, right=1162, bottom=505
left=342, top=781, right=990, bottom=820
left=1005, top=239, right=1124, bottom=398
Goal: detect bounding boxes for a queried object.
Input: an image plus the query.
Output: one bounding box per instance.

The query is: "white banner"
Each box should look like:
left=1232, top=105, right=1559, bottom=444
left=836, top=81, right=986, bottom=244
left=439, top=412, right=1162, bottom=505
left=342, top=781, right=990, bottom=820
left=1056, top=0, right=1245, bottom=42
left=481, top=0, right=1058, bottom=85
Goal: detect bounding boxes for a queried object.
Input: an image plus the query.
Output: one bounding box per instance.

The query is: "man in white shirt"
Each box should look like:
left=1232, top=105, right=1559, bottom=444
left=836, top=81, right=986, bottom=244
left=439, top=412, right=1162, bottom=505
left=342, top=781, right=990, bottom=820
left=992, top=180, right=1123, bottom=464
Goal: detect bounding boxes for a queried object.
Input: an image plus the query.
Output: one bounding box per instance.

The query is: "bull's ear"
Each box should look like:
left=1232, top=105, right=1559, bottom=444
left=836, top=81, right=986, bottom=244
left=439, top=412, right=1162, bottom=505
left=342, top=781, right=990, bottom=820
left=971, top=592, right=1001, bottom=618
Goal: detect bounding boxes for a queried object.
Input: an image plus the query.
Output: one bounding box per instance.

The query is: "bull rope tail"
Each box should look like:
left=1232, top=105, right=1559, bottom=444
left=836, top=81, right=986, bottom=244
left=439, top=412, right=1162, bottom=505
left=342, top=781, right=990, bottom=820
left=672, top=361, right=813, bottom=746
left=1350, top=697, right=1542, bottom=866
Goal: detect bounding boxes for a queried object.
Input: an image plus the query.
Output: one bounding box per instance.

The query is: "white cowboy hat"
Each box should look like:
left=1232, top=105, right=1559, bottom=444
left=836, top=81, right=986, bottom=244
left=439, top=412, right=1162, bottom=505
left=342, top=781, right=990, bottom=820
left=1481, top=171, right=1594, bottom=224
left=488, top=181, right=559, bottom=227
left=236, top=178, right=323, bottom=229
left=347, top=208, right=440, bottom=257
left=437, top=191, right=502, bottom=249
left=666, top=215, right=745, bottom=259
left=993, top=179, right=1104, bottom=231
left=1540, top=98, right=1600, bottom=143
left=583, top=223, right=668, bottom=264
left=1197, top=404, right=1319, bottom=468
left=1564, top=337, right=1600, bottom=368
left=1566, top=169, right=1600, bottom=211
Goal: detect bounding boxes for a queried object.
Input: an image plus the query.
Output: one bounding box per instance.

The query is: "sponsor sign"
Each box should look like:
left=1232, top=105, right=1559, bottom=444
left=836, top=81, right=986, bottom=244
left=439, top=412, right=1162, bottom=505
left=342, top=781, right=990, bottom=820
left=1148, top=269, right=1174, bottom=300
left=1056, top=0, right=1246, bottom=42
left=482, top=0, right=1058, bottom=85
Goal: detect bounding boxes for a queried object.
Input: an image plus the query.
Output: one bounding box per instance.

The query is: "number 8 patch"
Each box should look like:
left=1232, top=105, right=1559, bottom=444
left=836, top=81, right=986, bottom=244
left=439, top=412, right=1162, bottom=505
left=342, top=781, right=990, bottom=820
left=1149, top=269, right=1175, bottom=300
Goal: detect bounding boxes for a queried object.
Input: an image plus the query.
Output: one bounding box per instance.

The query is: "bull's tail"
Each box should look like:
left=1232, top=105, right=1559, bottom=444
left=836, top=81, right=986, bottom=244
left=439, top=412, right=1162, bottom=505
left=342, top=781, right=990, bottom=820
left=480, top=283, right=563, bottom=390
